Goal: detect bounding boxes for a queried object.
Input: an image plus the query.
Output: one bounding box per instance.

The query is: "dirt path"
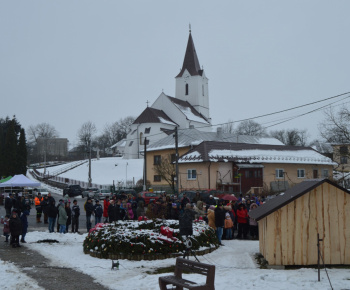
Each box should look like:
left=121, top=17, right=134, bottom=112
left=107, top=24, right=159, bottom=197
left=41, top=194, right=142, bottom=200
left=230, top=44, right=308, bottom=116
left=0, top=241, right=108, bottom=290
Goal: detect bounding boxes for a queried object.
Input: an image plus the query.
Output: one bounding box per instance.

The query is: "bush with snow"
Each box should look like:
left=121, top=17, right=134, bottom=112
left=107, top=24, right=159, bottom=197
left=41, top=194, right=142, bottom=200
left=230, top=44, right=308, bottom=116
left=83, top=219, right=219, bottom=259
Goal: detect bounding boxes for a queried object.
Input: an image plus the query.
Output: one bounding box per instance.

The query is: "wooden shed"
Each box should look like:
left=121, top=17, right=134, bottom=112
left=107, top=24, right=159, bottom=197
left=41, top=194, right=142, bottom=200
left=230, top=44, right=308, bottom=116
left=249, top=179, right=350, bottom=266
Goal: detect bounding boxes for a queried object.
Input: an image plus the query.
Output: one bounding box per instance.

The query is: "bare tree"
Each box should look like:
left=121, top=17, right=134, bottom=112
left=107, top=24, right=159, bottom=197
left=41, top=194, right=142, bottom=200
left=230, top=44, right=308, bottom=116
left=77, top=121, right=97, bottom=150
left=270, top=129, right=308, bottom=146
left=236, top=120, right=267, bottom=137
left=222, top=120, right=235, bottom=134
left=101, top=116, right=135, bottom=148
left=153, top=154, right=176, bottom=192
left=27, top=123, right=58, bottom=144
left=319, top=106, right=350, bottom=143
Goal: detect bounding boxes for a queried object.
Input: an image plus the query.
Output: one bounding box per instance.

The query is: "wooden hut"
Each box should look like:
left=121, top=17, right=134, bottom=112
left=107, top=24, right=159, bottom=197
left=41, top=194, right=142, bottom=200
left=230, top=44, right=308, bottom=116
left=249, top=179, right=350, bottom=266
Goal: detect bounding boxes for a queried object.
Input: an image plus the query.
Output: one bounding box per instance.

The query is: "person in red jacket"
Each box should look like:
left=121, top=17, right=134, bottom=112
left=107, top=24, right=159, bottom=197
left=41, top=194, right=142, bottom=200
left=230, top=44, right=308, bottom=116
left=236, top=203, right=249, bottom=239
left=103, top=196, right=110, bottom=223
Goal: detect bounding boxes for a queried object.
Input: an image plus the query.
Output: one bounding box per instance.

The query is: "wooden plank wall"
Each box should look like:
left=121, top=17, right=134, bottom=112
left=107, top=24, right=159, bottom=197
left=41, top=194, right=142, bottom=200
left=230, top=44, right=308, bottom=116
left=259, top=183, right=350, bottom=265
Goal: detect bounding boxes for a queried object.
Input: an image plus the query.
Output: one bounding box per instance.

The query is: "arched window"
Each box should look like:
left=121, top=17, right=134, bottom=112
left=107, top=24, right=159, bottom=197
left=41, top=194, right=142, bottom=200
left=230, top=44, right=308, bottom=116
left=185, top=83, right=189, bottom=95
left=202, top=84, right=204, bottom=96
left=140, top=132, right=143, bottom=145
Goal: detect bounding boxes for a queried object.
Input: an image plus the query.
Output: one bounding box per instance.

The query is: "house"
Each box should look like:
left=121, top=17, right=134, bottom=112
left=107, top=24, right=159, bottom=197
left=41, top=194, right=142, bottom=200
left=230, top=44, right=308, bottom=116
left=174, top=141, right=335, bottom=194
left=144, top=130, right=285, bottom=192
left=124, top=30, right=211, bottom=159
left=249, top=179, right=350, bottom=266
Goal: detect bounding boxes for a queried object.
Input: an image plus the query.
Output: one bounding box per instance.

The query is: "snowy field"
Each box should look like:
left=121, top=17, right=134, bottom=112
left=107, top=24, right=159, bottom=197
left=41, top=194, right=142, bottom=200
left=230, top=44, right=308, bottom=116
left=37, top=157, right=144, bottom=186
left=1, top=231, right=349, bottom=290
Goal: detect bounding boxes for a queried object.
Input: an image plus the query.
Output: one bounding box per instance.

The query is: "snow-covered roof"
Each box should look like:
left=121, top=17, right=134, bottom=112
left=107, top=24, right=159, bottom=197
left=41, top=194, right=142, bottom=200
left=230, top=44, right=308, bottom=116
left=133, top=107, right=177, bottom=126
left=111, top=139, right=126, bottom=149
left=147, top=128, right=284, bottom=152
left=177, top=141, right=336, bottom=166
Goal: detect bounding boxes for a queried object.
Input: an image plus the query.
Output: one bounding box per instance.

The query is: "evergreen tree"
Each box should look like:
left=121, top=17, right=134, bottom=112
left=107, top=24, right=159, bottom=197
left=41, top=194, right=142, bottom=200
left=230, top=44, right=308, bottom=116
left=3, top=120, right=18, bottom=176
left=17, top=128, right=27, bottom=175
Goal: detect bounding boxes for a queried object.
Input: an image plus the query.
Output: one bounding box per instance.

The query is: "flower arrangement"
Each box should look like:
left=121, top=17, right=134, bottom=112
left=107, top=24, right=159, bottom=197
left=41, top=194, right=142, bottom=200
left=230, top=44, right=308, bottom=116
left=83, top=219, right=219, bottom=259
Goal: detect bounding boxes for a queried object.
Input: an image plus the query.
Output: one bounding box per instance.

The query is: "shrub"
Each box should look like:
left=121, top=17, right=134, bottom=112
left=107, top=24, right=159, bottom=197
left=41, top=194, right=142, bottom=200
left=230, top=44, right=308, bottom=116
left=83, top=219, right=219, bottom=259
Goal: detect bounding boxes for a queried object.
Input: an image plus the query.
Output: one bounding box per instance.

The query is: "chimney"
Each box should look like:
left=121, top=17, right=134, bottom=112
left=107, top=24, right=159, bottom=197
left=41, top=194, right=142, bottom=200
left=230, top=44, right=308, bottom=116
left=217, top=127, right=223, bottom=139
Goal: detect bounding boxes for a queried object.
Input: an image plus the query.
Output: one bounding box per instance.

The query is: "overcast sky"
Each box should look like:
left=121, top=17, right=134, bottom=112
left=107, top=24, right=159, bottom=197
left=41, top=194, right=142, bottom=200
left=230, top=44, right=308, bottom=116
left=1, top=1, right=350, bottom=147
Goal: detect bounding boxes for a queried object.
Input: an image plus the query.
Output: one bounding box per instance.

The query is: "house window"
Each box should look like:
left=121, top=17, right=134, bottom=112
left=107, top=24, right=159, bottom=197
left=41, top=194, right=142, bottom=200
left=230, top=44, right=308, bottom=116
left=185, top=83, right=189, bottom=95
left=313, top=169, right=318, bottom=178
left=171, top=153, right=176, bottom=163
left=187, top=169, right=197, bottom=180
left=154, top=175, right=161, bottom=182
left=275, top=169, right=284, bottom=179
left=297, top=169, right=305, bottom=178
left=129, top=141, right=133, bottom=147
left=245, top=171, right=253, bottom=178
left=322, top=169, right=329, bottom=178
left=340, top=156, right=348, bottom=164
left=154, top=155, right=161, bottom=165
left=145, top=127, right=151, bottom=134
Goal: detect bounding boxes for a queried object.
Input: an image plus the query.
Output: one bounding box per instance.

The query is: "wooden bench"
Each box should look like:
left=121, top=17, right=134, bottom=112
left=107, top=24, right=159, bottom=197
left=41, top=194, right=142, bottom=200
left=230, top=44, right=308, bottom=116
left=159, top=258, right=215, bottom=290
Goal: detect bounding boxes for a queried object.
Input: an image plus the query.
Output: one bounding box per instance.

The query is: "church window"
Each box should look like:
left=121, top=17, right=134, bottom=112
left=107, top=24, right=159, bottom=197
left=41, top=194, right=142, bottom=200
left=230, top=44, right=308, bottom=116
left=145, top=127, right=151, bottom=134
left=140, top=133, right=143, bottom=145
left=185, top=83, right=189, bottom=95
left=202, top=84, right=204, bottom=96
left=129, top=141, right=133, bottom=147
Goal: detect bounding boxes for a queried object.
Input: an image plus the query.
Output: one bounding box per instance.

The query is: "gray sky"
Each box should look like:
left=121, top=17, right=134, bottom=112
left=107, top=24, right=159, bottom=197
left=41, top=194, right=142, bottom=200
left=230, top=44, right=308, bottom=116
left=1, top=1, right=350, bottom=147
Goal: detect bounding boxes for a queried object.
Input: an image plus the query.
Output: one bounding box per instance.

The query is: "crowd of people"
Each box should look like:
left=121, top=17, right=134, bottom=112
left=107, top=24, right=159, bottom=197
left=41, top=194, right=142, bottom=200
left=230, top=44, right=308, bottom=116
left=2, top=189, right=264, bottom=247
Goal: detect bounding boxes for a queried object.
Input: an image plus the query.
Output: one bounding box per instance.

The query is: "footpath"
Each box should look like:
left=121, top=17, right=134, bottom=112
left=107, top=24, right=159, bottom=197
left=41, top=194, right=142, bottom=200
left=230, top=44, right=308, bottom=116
left=0, top=229, right=108, bottom=290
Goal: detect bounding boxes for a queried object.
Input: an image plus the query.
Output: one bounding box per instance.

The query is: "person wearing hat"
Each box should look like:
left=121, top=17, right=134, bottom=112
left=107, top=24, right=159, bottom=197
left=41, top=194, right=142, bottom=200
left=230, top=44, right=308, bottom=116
left=206, top=195, right=216, bottom=207
left=85, top=197, right=94, bottom=232
left=93, top=200, right=103, bottom=225
left=71, top=200, right=80, bottom=233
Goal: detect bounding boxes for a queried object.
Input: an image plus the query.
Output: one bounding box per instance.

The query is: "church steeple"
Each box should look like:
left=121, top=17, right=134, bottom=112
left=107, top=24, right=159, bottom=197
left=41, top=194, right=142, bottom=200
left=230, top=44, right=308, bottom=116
left=176, top=31, right=203, bottom=78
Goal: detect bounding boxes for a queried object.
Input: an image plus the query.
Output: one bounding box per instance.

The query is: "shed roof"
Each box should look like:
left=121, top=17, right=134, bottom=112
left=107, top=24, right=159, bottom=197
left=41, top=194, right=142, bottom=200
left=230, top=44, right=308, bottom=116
left=249, top=179, right=350, bottom=221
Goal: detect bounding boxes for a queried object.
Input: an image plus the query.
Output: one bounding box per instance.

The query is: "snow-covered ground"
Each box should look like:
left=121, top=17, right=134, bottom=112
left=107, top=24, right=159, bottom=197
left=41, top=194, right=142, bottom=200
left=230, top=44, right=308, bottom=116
left=2, top=231, right=349, bottom=290
left=36, top=157, right=143, bottom=186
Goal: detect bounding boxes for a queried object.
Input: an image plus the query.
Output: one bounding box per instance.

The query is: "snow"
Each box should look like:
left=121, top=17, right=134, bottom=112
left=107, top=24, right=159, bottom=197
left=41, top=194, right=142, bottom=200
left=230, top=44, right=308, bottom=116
left=174, top=103, right=209, bottom=124
left=0, top=260, right=44, bottom=289
left=3, top=231, right=350, bottom=290
left=37, top=157, right=143, bottom=186
left=158, top=117, right=177, bottom=126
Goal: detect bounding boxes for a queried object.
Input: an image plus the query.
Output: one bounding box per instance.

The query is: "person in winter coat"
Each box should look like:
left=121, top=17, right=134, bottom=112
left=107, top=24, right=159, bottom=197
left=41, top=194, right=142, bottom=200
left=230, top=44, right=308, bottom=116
left=136, top=200, right=145, bottom=218
left=58, top=201, right=68, bottom=234
left=65, top=201, right=72, bottom=233
left=47, top=201, right=58, bottom=233
left=1, top=215, right=10, bottom=242
left=214, top=203, right=226, bottom=245
left=108, top=200, right=116, bottom=222
left=71, top=200, right=80, bottom=233
left=179, top=203, right=195, bottom=236
left=41, top=195, right=50, bottom=224
left=195, top=200, right=205, bottom=219
left=224, top=212, right=234, bottom=240
left=170, top=203, right=179, bottom=220
left=4, top=194, right=14, bottom=216
left=85, top=198, right=94, bottom=232
left=249, top=203, right=259, bottom=240
left=236, top=203, right=249, bottom=239
left=34, top=193, right=43, bottom=223
left=9, top=212, right=22, bottom=248
left=126, top=203, right=134, bottom=220
left=20, top=210, right=29, bottom=243
left=93, top=200, right=103, bottom=225
left=103, top=196, right=110, bottom=223
left=207, top=205, right=216, bottom=230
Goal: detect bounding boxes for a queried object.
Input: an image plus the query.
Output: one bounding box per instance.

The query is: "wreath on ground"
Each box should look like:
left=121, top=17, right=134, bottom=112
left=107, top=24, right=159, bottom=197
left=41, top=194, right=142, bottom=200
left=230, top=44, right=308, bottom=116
left=83, top=219, right=219, bottom=259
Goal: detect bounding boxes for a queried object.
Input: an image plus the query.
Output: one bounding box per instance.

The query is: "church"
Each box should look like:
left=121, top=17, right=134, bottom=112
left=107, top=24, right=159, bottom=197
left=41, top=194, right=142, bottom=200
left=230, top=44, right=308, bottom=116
left=124, top=30, right=212, bottom=159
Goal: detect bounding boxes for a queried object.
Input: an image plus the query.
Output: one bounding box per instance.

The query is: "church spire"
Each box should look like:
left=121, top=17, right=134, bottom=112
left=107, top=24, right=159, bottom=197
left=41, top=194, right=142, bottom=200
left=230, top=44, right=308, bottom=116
left=176, top=30, right=202, bottom=78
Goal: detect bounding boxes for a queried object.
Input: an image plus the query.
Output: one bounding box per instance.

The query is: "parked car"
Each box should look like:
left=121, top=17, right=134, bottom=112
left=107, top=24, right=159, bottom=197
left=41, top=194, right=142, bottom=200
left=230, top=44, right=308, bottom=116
left=82, top=187, right=100, bottom=198
left=140, top=191, right=160, bottom=205
left=63, top=184, right=83, bottom=197
left=178, top=191, right=197, bottom=202
left=94, top=189, right=112, bottom=200
left=34, top=187, right=49, bottom=196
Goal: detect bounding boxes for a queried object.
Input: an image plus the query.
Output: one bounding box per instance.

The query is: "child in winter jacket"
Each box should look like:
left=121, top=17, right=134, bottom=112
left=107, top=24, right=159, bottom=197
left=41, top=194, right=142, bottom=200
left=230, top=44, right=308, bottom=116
left=126, top=203, right=134, bottom=220
left=224, top=212, right=234, bottom=240
left=1, top=215, right=10, bottom=242
left=9, top=212, right=22, bottom=247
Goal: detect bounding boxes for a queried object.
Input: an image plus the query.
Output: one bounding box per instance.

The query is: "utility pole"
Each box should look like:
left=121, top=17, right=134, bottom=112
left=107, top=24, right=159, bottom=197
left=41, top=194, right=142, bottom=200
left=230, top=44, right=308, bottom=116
left=143, top=137, right=147, bottom=191
left=88, top=140, right=92, bottom=187
left=174, top=127, right=179, bottom=194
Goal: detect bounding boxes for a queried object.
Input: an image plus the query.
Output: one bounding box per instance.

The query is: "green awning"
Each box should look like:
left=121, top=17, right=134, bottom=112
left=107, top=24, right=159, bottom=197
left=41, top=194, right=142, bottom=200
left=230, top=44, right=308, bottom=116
left=0, top=176, right=12, bottom=183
